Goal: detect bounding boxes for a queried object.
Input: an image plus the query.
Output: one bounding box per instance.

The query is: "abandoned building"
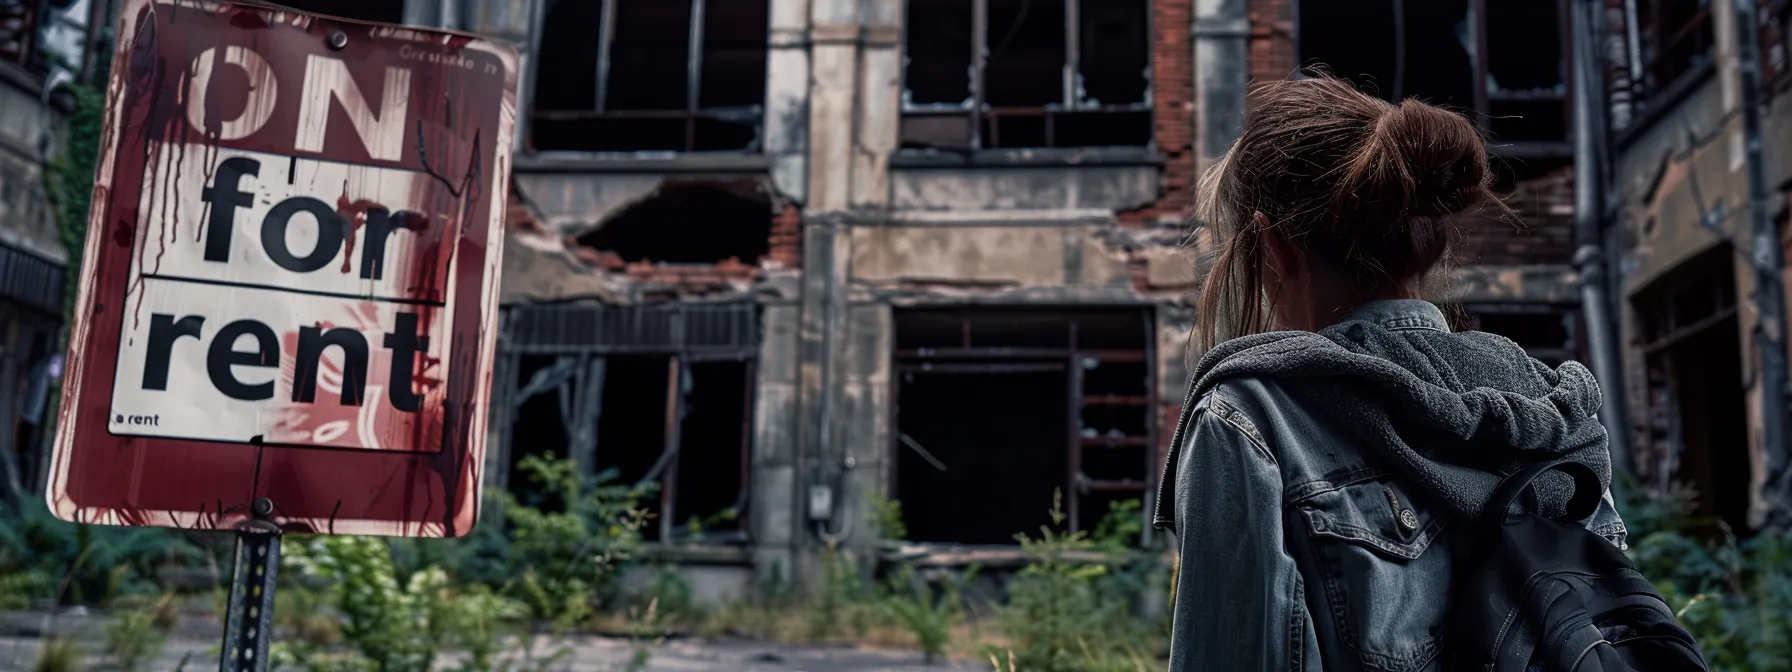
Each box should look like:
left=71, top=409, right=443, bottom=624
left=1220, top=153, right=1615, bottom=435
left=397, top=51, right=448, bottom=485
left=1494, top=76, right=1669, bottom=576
left=246, top=0, right=1594, bottom=600
left=1599, top=0, right=1792, bottom=533
left=0, top=0, right=95, bottom=501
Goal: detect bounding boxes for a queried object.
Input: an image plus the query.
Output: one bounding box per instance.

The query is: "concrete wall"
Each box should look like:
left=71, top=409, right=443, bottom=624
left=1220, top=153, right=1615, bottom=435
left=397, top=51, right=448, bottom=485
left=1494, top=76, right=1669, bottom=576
left=0, top=70, right=67, bottom=267
left=1603, top=0, right=1792, bottom=526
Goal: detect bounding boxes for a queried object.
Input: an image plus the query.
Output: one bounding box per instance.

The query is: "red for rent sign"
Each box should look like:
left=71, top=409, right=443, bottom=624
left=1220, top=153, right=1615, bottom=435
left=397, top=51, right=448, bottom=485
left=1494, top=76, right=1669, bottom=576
left=48, top=0, right=518, bottom=537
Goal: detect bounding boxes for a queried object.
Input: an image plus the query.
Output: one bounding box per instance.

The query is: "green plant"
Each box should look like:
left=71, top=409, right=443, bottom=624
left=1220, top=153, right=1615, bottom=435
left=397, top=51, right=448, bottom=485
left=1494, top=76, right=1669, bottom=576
left=998, top=490, right=1151, bottom=672
left=0, top=498, right=209, bottom=606
left=880, top=564, right=975, bottom=664
left=621, top=597, right=665, bottom=672
left=872, top=493, right=908, bottom=542
left=642, top=563, right=696, bottom=627
left=1616, top=477, right=1792, bottom=671
left=678, top=507, right=739, bottom=545
left=45, top=37, right=107, bottom=320
left=104, top=594, right=175, bottom=671
left=805, top=542, right=876, bottom=640
left=33, top=636, right=83, bottom=672
left=499, top=454, right=651, bottom=627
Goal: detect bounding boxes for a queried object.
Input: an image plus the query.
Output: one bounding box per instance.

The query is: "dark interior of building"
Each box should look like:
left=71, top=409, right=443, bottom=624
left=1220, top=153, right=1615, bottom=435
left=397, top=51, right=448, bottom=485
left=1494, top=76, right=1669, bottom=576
left=893, top=309, right=1154, bottom=545
left=507, top=354, right=752, bottom=543
left=532, top=0, right=769, bottom=152
left=1635, top=246, right=1752, bottom=534
left=896, top=365, right=1070, bottom=545
left=900, top=0, right=1151, bottom=150
left=578, top=181, right=774, bottom=265
left=1298, top=0, right=1567, bottom=145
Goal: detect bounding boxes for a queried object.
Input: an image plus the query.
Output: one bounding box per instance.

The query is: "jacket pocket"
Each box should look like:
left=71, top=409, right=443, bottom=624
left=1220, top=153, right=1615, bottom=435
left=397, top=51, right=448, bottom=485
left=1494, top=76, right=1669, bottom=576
left=1292, top=477, right=1452, bottom=672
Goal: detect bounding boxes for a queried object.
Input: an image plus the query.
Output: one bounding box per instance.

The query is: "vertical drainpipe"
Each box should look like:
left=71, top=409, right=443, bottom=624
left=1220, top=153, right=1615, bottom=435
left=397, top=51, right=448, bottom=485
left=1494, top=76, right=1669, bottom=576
left=1191, top=0, right=1249, bottom=177
left=1570, top=0, right=1634, bottom=476
left=1731, top=0, right=1792, bottom=527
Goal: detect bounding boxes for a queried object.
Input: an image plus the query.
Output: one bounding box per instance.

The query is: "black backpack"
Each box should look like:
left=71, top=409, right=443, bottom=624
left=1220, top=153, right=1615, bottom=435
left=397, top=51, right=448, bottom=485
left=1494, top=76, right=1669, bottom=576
left=1447, top=459, right=1708, bottom=671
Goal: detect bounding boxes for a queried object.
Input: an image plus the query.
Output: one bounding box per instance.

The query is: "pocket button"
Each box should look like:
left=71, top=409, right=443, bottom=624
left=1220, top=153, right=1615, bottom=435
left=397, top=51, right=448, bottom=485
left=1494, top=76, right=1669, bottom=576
left=1398, top=508, right=1420, bottom=532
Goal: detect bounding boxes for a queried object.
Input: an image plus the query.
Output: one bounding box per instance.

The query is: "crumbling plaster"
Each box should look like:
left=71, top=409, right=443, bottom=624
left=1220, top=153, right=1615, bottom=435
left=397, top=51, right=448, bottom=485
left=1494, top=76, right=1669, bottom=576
left=891, top=164, right=1163, bottom=212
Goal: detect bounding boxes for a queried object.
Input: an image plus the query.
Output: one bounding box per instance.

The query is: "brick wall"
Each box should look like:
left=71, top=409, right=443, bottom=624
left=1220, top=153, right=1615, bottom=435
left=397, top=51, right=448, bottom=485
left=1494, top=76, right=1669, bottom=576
left=1248, top=0, right=1295, bottom=95
left=767, top=203, right=802, bottom=270
left=1120, top=0, right=1195, bottom=225
left=1453, top=167, right=1578, bottom=266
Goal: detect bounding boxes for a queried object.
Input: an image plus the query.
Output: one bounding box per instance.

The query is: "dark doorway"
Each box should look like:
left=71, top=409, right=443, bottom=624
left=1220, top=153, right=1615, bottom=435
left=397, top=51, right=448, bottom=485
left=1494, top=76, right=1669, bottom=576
left=896, top=365, right=1070, bottom=545
left=1634, top=246, right=1751, bottom=533
left=1662, top=316, right=1751, bottom=531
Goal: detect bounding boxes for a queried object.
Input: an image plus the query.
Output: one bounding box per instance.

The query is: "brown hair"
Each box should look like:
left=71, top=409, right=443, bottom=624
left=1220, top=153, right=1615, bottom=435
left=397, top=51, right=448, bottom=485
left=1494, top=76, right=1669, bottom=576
left=1192, top=74, right=1510, bottom=353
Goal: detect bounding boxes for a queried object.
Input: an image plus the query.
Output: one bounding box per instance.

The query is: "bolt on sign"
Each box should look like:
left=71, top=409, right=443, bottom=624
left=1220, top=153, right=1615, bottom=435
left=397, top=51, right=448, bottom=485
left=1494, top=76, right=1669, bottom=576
left=47, top=0, right=519, bottom=538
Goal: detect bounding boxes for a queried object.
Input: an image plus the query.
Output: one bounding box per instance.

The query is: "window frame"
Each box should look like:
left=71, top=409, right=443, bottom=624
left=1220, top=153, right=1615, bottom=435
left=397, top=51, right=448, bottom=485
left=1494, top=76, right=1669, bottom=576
left=526, top=0, right=768, bottom=156
left=897, top=0, right=1157, bottom=153
left=1292, top=0, right=1576, bottom=157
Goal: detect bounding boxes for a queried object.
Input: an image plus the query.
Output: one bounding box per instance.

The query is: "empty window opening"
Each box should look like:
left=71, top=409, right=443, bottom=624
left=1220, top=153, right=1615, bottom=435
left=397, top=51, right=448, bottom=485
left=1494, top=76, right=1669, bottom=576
left=672, top=361, right=753, bottom=540
left=898, top=365, right=1069, bottom=545
left=276, top=0, right=405, bottom=23
left=1299, top=0, right=1568, bottom=148
left=593, top=356, right=674, bottom=540
left=502, top=349, right=754, bottom=544
left=506, top=356, right=579, bottom=509
left=1635, top=0, right=1715, bottom=99
left=578, top=181, right=773, bottom=265
left=900, top=0, right=1152, bottom=151
left=501, top=303, right=761, bottom=532
left=892, top=308, right=1155, bottom=545
left=532, top=0, right=769, bottom=153
left=1633, top=247, right=1749, bottom=534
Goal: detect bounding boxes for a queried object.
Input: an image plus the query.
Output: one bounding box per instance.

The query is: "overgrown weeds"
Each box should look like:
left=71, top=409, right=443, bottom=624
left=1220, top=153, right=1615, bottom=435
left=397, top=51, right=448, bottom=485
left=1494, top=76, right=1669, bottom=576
left=996, top=491, right=1157, bottom=672
left=1617, top=477, right=1792, bottom=671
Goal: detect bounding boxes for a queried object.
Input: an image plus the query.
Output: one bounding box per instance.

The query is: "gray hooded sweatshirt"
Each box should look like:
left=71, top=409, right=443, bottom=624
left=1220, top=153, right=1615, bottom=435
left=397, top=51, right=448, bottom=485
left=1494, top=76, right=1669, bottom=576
left=1154, top=299, right=1626, bottom=672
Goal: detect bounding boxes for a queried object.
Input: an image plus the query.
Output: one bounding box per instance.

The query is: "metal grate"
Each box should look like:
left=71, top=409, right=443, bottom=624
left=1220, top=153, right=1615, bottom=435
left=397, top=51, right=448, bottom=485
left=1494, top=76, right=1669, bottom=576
left=505, top=301, right=759, bottom=356
left=0, top=243, right=63, bottom=315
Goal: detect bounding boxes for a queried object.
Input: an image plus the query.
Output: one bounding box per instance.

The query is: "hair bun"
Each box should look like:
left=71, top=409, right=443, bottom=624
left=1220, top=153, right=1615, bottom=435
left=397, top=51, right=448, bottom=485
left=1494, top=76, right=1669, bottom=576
left=1331, top=100, right=1492, bottom=226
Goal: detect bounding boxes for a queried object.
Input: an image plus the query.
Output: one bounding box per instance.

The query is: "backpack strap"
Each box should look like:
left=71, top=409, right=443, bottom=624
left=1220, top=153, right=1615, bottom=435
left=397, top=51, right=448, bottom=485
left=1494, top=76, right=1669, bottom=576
left=1483, top=459, right=1604, bottom=526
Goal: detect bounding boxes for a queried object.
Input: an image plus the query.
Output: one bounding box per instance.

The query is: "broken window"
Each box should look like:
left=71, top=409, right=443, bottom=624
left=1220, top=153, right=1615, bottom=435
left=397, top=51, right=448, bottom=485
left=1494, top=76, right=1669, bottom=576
left=1634, top=0, right=1715, bottom=101
left=577, top=181, right=774, bottom=265
left=1298, top=0, right=1570, bottom=150
left=1632, top=246, right=1749, bottom=534
left=532, top=0, right=769, bottom=153
left=892, top=309, right=1156, bottom=545
left=276, top=0, right=406, bottom=23
left=500, top=302, right=759, bottom=543
left=900, top=0, right=1152, bottom=151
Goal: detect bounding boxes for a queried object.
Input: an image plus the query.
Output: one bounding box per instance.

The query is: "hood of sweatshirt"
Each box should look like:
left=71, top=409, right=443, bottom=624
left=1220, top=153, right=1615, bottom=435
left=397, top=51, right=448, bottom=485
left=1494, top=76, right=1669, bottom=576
left=1185, top=299, right=1610, bottom=521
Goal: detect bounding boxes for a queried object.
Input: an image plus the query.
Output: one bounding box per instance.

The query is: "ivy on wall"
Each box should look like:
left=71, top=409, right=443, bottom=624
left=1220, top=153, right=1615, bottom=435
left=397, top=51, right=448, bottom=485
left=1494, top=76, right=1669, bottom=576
left=44, top=42, right=108, bottom=318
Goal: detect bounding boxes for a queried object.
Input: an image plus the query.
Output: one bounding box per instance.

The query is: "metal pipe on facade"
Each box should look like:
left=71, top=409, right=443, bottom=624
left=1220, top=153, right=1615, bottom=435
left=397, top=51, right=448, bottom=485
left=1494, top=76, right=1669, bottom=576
left=1570, top=0, right=1634, bottom=475
left=1731, top=0, right=1792, bottom=526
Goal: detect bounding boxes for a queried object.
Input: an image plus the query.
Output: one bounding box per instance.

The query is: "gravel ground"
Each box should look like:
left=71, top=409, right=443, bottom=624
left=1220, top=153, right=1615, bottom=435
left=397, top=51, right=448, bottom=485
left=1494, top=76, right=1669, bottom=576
left=0, top=608, right=988, bottom=672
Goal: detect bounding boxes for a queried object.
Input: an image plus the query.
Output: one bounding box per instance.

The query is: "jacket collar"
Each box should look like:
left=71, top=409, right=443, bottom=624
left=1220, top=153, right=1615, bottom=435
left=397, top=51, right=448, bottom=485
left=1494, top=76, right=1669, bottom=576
left=1337, top=299, right=1451, bottom=333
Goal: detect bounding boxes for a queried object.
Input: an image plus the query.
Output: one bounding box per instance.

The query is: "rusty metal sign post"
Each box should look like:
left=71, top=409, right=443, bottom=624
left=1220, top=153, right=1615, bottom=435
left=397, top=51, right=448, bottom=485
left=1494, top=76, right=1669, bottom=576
left=48, top=1, right=519, bottom=667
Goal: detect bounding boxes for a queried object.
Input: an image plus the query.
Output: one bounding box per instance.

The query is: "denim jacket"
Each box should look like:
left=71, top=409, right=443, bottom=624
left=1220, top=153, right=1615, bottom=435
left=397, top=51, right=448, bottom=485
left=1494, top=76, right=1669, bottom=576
left=1161, top=301, right=1628, bottom=671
